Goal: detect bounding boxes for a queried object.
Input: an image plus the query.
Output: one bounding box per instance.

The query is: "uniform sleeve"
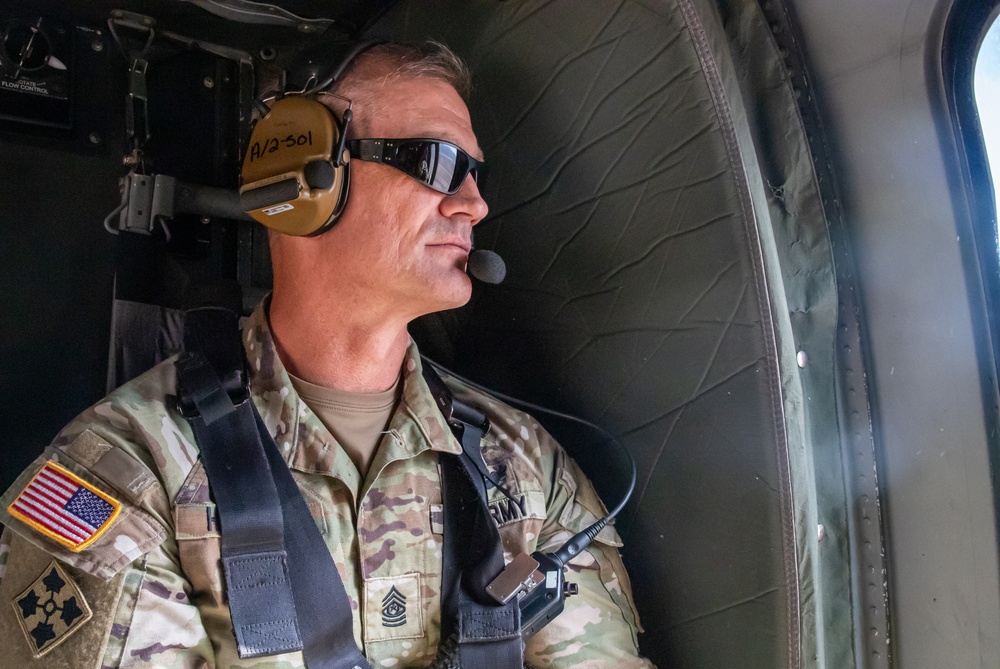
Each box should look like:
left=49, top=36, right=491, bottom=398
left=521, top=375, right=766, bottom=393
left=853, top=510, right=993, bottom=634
left=527, top=439, right=656, bottom=669
left=0, top=425, right=216, bottom=668
left=0, top=531, right=215, bottom=669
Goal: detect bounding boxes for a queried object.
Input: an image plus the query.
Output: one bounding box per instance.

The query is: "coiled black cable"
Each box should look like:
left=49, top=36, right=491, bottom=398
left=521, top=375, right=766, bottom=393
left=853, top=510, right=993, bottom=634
left=421, top=356, right=637, bottom=567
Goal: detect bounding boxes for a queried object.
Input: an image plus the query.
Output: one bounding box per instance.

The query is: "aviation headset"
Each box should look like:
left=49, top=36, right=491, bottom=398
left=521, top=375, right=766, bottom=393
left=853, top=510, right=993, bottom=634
left=239, top=40, right=380, bottom=237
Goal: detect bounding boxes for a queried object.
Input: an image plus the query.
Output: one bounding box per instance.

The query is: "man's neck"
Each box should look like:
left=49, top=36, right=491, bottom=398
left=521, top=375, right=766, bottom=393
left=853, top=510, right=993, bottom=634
left=267, top=290, right=410, bottom=393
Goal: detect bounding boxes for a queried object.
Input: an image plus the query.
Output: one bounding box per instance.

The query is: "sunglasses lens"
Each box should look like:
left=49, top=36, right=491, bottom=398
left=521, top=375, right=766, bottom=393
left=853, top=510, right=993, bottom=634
left=392, top=141, right=470, bottom=194
left=393, top=142, right=430, bottom=184
left=437, top=143, right=468, bottom=194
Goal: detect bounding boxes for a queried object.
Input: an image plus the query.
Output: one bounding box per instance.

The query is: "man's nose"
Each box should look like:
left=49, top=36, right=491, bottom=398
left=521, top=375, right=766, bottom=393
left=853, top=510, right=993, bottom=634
left=440, top=174, right=489, bottom=225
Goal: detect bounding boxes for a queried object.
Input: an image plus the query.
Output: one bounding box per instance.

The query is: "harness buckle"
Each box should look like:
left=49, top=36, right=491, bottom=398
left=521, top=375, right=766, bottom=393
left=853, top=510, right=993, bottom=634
left=485, top=553, right=545, bottom=605
left=173, top=351, right=251, bottom=421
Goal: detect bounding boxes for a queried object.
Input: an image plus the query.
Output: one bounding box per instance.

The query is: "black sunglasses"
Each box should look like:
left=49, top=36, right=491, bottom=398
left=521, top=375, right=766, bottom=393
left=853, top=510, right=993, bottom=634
left=348, top=138, right=483, bottom=195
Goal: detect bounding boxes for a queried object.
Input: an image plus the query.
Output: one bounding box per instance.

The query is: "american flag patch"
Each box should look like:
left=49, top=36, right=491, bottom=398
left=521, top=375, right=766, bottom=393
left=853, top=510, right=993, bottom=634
left=8, top=461, right=121, bottom=552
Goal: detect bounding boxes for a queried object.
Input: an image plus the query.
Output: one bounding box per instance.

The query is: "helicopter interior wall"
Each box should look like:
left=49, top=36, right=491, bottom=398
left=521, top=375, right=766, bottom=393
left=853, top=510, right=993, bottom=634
left=785, top=0, right=1000, bottom=666
left=0, top=140, right=119, bottom=489
left=375, top=1, right=860, bottom=666
left=0, top=30, right=248, bottom=489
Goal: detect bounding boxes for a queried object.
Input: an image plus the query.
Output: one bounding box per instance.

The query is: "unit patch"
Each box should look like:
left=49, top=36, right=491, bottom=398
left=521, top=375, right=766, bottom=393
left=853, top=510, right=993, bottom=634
left=363, top=573, right=423, bottom=642
left=12, top=560, right=93, bottom=657
left=8, top=461, right=121, bottom=552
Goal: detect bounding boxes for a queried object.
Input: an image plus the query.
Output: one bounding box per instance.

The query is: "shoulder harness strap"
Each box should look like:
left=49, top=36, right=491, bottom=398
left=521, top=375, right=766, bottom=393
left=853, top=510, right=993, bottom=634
left=422, top=365, right=524, bottom=669
left=175, top=295, right=371, bottom=669
left=174, top=290, right=523, bottom=669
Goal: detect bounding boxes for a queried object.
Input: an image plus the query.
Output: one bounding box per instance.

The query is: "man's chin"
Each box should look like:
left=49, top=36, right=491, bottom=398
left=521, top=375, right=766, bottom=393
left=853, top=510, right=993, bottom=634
left=407, top=273, right=473, bottom=317
left=437, top=276, right=474, bottom=311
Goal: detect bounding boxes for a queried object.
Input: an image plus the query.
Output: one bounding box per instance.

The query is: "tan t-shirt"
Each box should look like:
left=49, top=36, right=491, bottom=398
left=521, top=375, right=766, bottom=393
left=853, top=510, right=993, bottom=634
left=288, top=371, right=401, bottom=477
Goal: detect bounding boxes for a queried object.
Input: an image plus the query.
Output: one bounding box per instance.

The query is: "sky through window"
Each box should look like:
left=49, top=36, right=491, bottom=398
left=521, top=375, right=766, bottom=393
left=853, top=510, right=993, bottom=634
left=975, top=15, right=1000, bottom=237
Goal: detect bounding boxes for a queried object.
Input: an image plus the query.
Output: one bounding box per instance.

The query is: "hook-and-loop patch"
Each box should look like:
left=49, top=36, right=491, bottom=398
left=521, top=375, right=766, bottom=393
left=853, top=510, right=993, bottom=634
left=11, top=560, right=93, bottom=658
left=7, top=461, right=122, bottom=552
left=363, top=573, right=424, bottom=642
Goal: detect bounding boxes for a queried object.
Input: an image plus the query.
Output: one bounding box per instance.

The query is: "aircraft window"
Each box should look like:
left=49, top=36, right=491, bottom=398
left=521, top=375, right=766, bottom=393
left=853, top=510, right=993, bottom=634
left=976, top=15, right=1000, bottom=236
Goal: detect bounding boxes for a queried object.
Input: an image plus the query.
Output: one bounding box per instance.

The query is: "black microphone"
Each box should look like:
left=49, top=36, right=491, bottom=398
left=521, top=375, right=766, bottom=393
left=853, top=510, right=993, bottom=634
left=467, top=249, right=506, bottom=284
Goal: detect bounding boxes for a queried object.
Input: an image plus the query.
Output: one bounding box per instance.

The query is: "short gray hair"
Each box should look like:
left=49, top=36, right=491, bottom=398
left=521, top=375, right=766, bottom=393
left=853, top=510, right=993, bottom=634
left=255, top=41, right=473, bottom=139
left=333, top=41, right=472, bottom=102
left=308, top=40, right=472, bottom=138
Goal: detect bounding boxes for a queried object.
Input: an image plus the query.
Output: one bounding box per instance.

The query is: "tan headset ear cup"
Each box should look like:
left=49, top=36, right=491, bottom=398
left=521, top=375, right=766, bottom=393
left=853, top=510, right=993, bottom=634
left=239, top=96, right=349, bottom=236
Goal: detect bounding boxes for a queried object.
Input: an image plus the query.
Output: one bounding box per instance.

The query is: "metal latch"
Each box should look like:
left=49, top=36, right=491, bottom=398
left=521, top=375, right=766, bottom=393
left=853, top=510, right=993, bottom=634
left=486, top=553, right=546, bottom=605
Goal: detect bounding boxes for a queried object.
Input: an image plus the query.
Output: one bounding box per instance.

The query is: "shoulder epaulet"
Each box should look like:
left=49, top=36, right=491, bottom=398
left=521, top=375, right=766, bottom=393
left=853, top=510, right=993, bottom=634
left=0, top=430, right=166, bottom=581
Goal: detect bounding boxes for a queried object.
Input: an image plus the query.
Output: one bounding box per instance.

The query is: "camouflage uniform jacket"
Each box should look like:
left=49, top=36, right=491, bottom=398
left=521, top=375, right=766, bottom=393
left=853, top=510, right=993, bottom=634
left=0, top=302, right=653, bottom=669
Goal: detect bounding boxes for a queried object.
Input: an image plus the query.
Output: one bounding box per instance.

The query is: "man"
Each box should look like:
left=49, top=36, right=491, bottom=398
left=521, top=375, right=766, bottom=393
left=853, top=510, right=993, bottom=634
left=0, top=42, right=652, bottom=668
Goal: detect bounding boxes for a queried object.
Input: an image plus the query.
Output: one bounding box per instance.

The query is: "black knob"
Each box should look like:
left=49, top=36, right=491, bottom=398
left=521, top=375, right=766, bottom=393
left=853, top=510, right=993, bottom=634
left=2, top=20, right=52, bottom=78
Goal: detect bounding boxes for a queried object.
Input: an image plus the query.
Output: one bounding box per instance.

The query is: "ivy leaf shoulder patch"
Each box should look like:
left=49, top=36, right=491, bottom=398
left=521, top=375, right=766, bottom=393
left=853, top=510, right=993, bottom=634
left=11, top=560, right=93, bottom=657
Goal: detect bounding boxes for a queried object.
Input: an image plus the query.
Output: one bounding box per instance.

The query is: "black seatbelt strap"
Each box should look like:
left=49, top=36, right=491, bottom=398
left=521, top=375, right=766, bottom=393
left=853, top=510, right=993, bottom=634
left=175, top=302, right=372, bottom=669
left=177, top=354, right=373, bottom=669
left=424, top=366, right=524, bottom=669
left=441, top=453, right=523, bottom=669
left=177, top=353, right=304, bottom=658
left=252, top=403, right=371, bottom=669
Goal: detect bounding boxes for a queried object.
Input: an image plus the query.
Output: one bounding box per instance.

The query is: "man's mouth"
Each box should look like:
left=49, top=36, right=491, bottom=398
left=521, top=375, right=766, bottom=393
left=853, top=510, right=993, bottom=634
left=428, top=240, right=472, bottom=254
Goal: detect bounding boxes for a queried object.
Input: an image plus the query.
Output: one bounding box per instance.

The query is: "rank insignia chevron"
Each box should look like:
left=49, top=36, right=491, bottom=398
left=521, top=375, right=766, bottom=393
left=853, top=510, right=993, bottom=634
left=381, top=585, right=407, bottom=627
left=12, top=560, right=93, bottom=657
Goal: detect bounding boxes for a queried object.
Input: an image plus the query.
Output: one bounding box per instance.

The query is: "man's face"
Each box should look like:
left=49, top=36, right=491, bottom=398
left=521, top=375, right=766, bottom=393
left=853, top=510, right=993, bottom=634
left=318, top=75, right=488, bottom=320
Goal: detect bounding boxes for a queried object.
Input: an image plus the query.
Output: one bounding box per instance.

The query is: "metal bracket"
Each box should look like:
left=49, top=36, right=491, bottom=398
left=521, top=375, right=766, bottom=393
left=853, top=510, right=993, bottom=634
left=113, top=173, right=178, bottom=235
left=123, top=173, right=154, bottom=233
left=126, top=58, right=150, bottom=147
left=105, top=173, right=249, bottom=236
left=108, top=11, right=156, bottom=58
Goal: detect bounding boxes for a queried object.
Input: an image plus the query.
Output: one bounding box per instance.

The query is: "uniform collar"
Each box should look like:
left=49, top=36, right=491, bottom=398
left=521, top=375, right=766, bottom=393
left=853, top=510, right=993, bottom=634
left=241, top=298, right=461, bottom=496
